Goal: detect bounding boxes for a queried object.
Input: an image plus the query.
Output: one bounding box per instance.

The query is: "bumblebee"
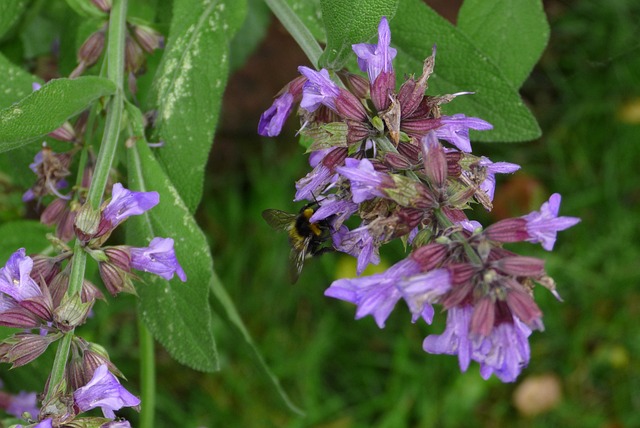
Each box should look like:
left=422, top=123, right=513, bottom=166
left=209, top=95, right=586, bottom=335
left=262, top=204, right=333, bottom=283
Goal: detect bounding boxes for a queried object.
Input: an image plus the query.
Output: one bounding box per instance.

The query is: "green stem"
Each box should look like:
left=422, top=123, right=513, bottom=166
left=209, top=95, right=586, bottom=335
left=138, top=318, right=156, bottom=428
left=44, top=0, right=129, bottom=403
left=86, top=0, right=128, bottom=209
left=263, top=0, right=323, bottom=67
left=434, top=208, right=483, bottom=265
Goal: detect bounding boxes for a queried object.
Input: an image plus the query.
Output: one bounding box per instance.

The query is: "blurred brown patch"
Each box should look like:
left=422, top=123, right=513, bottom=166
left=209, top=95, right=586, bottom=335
left=491, top=174, right=545, bottom=220
left=513, top=373, right=562, bottom=416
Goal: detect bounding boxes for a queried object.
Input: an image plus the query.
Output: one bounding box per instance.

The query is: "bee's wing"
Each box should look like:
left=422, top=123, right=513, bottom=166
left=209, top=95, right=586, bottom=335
left=288, top=236, right=312, bottom=284
left=262, top=209, right=296, bottom=231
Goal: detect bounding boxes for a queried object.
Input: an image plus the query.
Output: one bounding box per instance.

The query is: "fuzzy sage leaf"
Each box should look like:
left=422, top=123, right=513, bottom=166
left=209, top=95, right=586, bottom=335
left=127, top=139, right=219, bottom=372
left=0, top=77, right=116, bottom=152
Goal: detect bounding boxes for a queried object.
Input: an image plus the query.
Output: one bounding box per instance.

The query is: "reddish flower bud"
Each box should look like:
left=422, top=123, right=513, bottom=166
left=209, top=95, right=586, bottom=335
left=371, top=71, right=395, bottom=112
left=66, top=353, right=87, bottom=391
left=421, top=132, right=447, bottom=189
left=132, top=24, right=163, bottom=53
left=104, top=247, right=131, bottom=271
left=0, top=307, right=41, bottom=329
left=91, top=0, right=112, bottom=12
left=384, top=152, right=413, bottom=170
left=448, top=263, right=477, bottom=285
left=83, top=344, right=124, bottom=381
left=399, top=117, right=441, bottom=137
left=125, top=36, right=144, bottom=73
left=336, top=89, right=367, bottom=121
left=0, top=333, right=59, bottom=368
left=411, top=243, right=448, bottom=270
left=398, top=50, right=435, bottom=117
left=340, top=71, right=370, bottom=99
left=99, top=262, right=136, bottom=296
left=347, top=120, right=373, bottom=144
left=397, top=141, right=421, bottom=163
left=53, top=294, right=93, bottom=332
left=506, top=289, right=543, bottom=327
left=485, top=218, right=529, bottom=243
left=49, top=122, right=76, bottom=142
left=494, top=256, right=546, bottom=277
left=470, top=297, right=495, bottom=337
left=41, top=198, right=67, bottom=226
left=78, top=30, right=106, bottom=68
left=445, top=151, right=463, bottom=177
left=30, top=255, right=62, bottom=285
left=321, top=147, right=348, bottom=171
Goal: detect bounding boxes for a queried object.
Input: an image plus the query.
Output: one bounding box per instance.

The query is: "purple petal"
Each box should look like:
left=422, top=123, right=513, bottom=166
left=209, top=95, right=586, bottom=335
left=398, top=269, right=451, bottom=323
left=0, top=249, right=42, bottom=302
left=73, top=364, right=140, bottom=419
left=258, top=92, right=294, bottom=137
left=298, top=67, right=340, bottom=112
left=423, top=305, right=474, bottom=372
left=130, top=237, right=187, bottom=281
left=477, top=157, right=520, bottom=202
left=352, top=17, right=397, bottom=82
left=523, top=193, right=581, bottom=250
left=474, top=317, right=532, bottom=382
left=101, top=183, right=159, bottom=230
left=436, top=114, right=493, bottom=153
left=336, top=158, right=387, bottom=203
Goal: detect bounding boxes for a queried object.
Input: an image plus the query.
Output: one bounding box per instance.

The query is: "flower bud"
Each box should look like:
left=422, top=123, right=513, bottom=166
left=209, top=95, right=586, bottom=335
left=74, top=203, right=101, bottom=242
left=411, top=243, right=448, bottom=270
left=132, top=24, right=163, bottom=53
left=49, top=121, right=76, bottom=142
left=91, top=0, right=112, bottom=12
left=398, top=48, right=436, bottom=117
left=30, top=255, right=63, bottom=285
left=83, top=343, right=124, bottom=380
left=125, top=36, right=144, bottom=73
left=346, top=120, right=373, bottom=144
left=78, top=30, right=106, bottom=68
left=0, top=333, right=59, bottom=368
left=485, top=218, right=529, bottom=243
left=0, top=307, right=41, bottom=329
left=54, top=293, right=93, bottom=332
left=66, top=352, right=87, bottom=391
left=371, top=71, right=395, bottom=112
left=336, top=89, right=367, bottom=121
left=470, top=296, right=495, bottom=337
left=99, top=262, right=137, bottom=296
left=339, top=71, right=370, bottom=99
left=321, top=147, right=348, bottom=171
left=397, top=141, right=421, bottom=163
left=494, top=256, right=546, bottom=277
left=384, top=152, right=413, bottom=170
left=421, top=132, right=447, bottom=189
left=506, top=289, right=543, bottom=328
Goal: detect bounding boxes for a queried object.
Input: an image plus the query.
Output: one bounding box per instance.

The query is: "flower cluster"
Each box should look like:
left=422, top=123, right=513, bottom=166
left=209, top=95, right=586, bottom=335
left=259, top=17, right=580, bottom=382
left=0, top=182, right=185, bottom=425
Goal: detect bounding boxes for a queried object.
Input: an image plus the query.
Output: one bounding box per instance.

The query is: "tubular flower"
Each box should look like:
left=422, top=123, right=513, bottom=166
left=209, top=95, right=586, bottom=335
left=97, top=183, right=159, bottom=236
left=73, top=364, right=140, bottom=419
left=0, top=249, right=42, bottom=303
left=352, top=16, right=397, bottom=82
left=130, top=237, right=187, bottom=281
left=523, top=193, right=581, bottom=250
left=298, top=67, right=341, bottom=112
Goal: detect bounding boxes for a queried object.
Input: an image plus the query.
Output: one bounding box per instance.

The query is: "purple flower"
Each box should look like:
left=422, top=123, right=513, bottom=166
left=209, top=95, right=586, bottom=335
left=423, top=305, right=475, bottom=372
left=309, top=195, right=358, bottom=228
left=101, top=421, right=132, bottom=428
left=325, top=258, right=421, bottom=327
left=298, top=67, right=340, bottom=112
left=474, top=316, right=532, bottom=382
left=435, top=114, right=493, bottom=152
left=398, top=269, right=451, bottom=323
left=130, top=237, right=187, bottom=281
left=100, top=183, right=159, bottom=231
left=352, top=16, right=397, bottom=82
left=333, top=225, right=381, bottom=275
left=258, top=92, right=294, bottom=137
left=7, top=391, right=38, bottom=419
left=0, top=249, right=42, bottom=303
left=477, top=156, right=520, bottom=201
left=336, top=158, right=389, bottom=203
left=522, top=193, right=581, bottom=251
left=294, top=164, right=336, bottom=202
left=73, top=364, right=140, bottom=419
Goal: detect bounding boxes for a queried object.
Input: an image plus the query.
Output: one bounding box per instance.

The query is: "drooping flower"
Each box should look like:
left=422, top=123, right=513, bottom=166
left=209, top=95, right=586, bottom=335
left=474, top=315, right=532, bottom=383
left=0, top=249, right=42, bottom=303
left=477, top=156, right=520, bottom=202
left=73, top=364, right=140, bottom=419
left=325, top=258, right=421, bottom=327
left=298, top=67, right=340, bottom=112
left=423, top=305, right=475, bottom=372
left=98, top=183, right=159, bottom=235
left=258, top=92, right=294, bottom=137
left=523, top=193, right=581, bottom=250
left=130, top=237, right=187, bottom=281
left=398, top=268, right=451, bottom=323
left=332, top=225, right=381, bottom=275
left=352, top=16, right=397, bottom=82
left=435, top=114, right=493, bottom=152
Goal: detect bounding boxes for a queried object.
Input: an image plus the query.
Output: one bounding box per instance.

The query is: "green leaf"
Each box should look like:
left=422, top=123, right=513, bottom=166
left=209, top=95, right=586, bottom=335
left=0, top=53, right=37, bottom=109
left=283, top=0, right=325, bottom=43
left=0, top=0, right=26, bottom=40
left=63, top=0, right=107, bottom=19
left=390, top=0, right=540, bottom=142
left=150, top=0, right=247, bottom=213
left=127, top=139, right=219, bottom=372
left=209, top=273, right=304, bottom=416
left=0, top=221, right=51, bottom=263
left=457, top=0, right=549, bottom=88
left=319, top=0, right=398, bottom=69
left=0, top=76, right=116, bottom=152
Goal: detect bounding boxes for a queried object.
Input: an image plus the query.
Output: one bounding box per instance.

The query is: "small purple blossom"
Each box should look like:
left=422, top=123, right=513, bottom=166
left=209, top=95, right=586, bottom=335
left=258, top=92, right=294, bottom=137
left=522, top=193, right=581, bottom=251
left=333, top=225, right=380, bottom=275
left=435, top=114, right=493, bottom=152
left=423, top=305, right=475, bottom=372
left=398, top=268, right=451, bottom=323
left=73, top=364, right=141, bottom=419
left=325, top=258, right=421, bottom=328
left=100, top=183, right=159, bottom=231
left=474, top=316, right=532, bottom=382
left=0, top=249, right=42, bottom=303
left=6, top=390, right=38, bottom=419
left=298, top=67, right=340, bottom=112
left=130, top=237, right=187, bottom=281
left=352, top=16, right=397, bottom=82
left=101, top=421, right=133, bottom=428
left=477, top=156, right=520, bottom=201
left=309, top=195, right=358, bottom=228
left=336, top=158, right=388, bottom=203
left=294, top=164, right=336, bottom=202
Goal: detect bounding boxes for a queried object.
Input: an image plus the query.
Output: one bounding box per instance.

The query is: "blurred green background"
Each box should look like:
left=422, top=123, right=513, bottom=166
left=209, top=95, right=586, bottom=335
left=1, top=0, right=640, bottom=427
